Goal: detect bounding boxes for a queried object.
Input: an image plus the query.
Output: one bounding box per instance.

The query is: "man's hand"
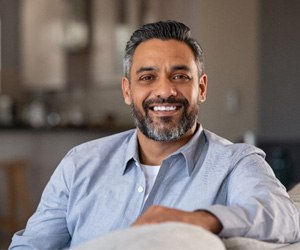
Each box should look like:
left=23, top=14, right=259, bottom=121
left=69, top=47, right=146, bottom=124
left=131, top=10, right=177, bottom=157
left=132, top=205, right=222, bottom=234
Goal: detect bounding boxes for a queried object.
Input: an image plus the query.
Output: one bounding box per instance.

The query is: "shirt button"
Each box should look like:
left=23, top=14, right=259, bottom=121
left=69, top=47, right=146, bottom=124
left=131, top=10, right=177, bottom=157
left=137, top=186, right=144, bottom=193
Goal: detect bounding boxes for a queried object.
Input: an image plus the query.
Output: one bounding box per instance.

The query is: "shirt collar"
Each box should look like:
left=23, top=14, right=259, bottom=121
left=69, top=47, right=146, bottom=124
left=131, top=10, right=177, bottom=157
left=179, top=124, right=207, bottom=175
left=122, top=129, right=139, bottom=175
left=122, top=124, right=207, bottom=176
left=165, top=124, right=206, bottom=175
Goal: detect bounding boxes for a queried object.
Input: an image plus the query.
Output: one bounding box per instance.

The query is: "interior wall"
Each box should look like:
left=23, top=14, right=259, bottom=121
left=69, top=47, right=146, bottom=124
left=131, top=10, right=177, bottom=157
left=260, top=0, right=300, bottom=141
left=0, top=0, right=22, bottom=98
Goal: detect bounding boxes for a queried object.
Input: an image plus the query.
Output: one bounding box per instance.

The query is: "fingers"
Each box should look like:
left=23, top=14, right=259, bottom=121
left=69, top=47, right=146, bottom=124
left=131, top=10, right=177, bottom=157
left=132, top=205, right=189, bottom=226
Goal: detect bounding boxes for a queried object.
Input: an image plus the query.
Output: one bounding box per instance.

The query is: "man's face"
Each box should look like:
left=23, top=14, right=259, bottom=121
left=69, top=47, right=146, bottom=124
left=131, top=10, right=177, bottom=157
left=122, top=39, right=207, bottom=142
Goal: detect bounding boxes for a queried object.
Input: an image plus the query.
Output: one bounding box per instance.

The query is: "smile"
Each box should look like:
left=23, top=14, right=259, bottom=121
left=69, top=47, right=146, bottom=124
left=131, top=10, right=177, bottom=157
left=153, top=106, right=177, bottom=111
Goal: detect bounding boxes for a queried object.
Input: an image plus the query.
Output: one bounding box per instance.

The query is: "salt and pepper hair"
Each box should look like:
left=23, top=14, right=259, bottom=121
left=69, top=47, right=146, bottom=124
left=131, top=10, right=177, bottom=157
left=123, top=20, right=205, bottom=79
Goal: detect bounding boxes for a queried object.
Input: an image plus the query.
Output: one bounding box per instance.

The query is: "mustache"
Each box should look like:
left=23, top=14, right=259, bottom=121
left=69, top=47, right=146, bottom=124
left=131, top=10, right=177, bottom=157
left=143, top=96, right=189, bottom=110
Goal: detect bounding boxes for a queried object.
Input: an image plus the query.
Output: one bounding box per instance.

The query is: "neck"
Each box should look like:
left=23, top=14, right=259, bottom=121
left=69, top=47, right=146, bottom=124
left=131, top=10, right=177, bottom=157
left=137, top=124, right=198, bottom=165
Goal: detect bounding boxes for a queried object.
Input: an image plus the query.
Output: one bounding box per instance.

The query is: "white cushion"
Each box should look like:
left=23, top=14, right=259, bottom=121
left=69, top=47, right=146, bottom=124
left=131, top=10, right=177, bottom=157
left=72, top=222, right=226, bottom=250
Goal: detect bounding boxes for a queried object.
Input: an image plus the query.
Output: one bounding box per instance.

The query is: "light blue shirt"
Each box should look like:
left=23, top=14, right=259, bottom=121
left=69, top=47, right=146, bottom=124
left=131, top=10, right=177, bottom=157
left=10, top=126, right=300, bottom=249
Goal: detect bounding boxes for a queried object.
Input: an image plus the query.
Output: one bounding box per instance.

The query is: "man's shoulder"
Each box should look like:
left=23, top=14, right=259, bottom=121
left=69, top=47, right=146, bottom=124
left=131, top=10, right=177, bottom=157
left=203, top=129, right=265, bottom=160
left=69, top=129, right=136, bottom=156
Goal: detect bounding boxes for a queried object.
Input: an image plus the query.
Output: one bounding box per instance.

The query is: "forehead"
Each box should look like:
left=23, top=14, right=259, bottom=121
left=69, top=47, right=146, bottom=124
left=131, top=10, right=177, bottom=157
left=131, top=39, right=197, bottom=70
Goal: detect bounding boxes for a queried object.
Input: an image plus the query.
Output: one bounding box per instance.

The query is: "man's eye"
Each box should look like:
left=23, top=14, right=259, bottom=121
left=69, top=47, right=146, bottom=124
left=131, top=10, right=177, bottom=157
left=173, top=74, right=190, bottom=81
left=139, top=75, right=154, bottom=81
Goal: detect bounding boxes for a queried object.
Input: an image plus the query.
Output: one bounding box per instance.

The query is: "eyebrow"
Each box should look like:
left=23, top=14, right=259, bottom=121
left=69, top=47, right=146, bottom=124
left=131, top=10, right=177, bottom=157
left=171, top=65, right=191, bottom=72
left=135, top=65, right=191, bottom=75
left=135, top=66, right=158, bottom=75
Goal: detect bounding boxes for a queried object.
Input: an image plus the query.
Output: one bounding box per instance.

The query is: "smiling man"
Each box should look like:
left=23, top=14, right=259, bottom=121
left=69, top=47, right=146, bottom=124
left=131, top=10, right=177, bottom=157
left=122, top=38, right=207, bottom=164
left=9, top=21, right=300, bottom=249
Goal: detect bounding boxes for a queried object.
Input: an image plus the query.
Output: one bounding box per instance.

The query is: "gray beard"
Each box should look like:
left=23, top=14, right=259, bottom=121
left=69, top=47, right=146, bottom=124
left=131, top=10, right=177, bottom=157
left=130, top=97, right=198, bottom=142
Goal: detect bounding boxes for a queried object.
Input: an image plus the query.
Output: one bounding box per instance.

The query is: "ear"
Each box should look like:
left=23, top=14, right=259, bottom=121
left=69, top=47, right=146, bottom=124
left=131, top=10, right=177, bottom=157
left=121, top=77, right=132, bottom=105
left=198, top=74, right=207, bottom=103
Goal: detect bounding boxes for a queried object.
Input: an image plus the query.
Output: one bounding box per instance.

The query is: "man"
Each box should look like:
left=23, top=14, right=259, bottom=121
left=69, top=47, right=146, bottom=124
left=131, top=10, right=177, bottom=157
left=10, top=20, right=300, bottom=249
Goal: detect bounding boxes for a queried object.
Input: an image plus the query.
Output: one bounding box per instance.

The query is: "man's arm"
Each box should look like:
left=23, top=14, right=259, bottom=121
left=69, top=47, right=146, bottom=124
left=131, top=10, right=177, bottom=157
left=133, top=152, right=300, bottom=243
left=133, top=205, right=222, bottom=234
left=9, top=156, right=72, bottom=249
left=207, top=153, right=300, bottom=243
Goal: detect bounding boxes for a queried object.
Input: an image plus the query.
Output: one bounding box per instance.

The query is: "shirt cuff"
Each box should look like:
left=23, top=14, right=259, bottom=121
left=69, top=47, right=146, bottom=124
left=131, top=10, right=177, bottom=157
left=204, top=205, right=251, bottom=238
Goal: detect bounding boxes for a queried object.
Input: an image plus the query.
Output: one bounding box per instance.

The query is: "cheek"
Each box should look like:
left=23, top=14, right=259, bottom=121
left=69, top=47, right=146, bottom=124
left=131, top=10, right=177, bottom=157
left=130, top=90, right=147, bottom=109
left=133, top=86, right=152, bottom=102
left=182, top=87, right=200, bottom=104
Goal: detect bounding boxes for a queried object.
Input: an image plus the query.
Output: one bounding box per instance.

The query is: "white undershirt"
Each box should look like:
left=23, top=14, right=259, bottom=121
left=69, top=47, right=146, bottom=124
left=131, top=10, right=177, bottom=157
left=140, top=164, right=161, bottom=203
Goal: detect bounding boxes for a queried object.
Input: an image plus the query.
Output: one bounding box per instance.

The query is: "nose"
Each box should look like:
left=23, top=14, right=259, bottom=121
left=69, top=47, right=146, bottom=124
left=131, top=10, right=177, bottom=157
left=153, top=78, right=177, bottom=98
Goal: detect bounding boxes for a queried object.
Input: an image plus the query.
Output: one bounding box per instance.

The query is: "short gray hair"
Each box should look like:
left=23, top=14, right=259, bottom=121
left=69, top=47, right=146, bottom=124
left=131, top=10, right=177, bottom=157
left=123, top=20, right=204, bottom=79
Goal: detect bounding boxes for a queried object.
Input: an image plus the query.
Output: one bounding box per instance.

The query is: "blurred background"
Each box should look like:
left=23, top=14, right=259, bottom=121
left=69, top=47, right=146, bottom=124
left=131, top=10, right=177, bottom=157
left=0, top=0, right=300, bottom=247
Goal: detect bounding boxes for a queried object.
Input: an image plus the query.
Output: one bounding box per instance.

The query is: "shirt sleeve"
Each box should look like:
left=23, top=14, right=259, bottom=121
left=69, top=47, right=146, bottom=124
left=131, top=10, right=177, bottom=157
left=9, top=153, right=74, bottom=250
left=206, top=152, right=300, bottom=243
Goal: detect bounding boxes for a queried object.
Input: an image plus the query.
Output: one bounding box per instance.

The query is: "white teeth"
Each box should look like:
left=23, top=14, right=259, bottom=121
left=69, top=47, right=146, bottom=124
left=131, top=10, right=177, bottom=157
left=153, top=106, right=176, bottom=111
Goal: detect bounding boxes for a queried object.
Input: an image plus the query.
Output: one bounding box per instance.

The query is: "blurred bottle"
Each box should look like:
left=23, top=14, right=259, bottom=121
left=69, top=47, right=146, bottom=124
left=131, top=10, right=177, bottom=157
left=243, top=130, right=256, bottom=145
left=23, top=94, right=47, bottom=128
